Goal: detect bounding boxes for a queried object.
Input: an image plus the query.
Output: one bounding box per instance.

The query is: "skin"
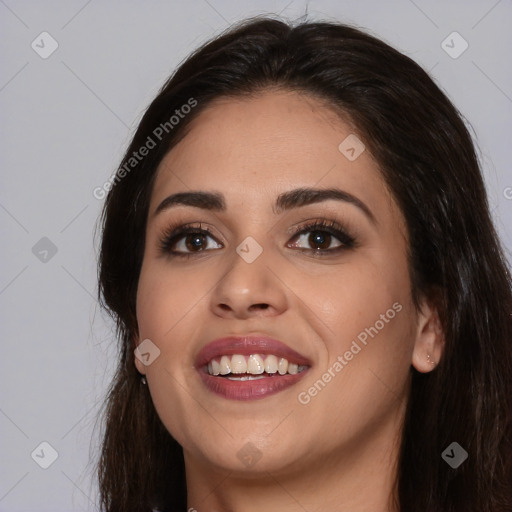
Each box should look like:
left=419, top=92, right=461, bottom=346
left=135, top=90, right=444, bottom=511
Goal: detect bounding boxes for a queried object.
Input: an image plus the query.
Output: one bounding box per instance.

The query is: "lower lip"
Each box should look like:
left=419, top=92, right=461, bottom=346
left=198, top=370, right=309, bottom=401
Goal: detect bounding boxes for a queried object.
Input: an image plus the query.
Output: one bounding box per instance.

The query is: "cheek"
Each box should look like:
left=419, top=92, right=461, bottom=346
left=306, top=252, right=412, bottom=345
left=296, top=257, right=415, bottom=431
left=135, top=261, right=208, bottom=445
left=136, top=259, right=206, bottom=342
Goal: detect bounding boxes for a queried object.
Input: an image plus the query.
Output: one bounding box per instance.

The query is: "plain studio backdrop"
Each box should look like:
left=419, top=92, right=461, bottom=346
left=0, top=1, right=511, bottom=510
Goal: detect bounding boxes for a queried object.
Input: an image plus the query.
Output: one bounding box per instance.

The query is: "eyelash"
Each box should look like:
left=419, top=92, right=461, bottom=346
left=158, top=219, right=356, bottom=259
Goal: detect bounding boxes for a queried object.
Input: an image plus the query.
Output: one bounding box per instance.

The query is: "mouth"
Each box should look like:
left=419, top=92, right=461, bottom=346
left=195, top=335, right=311, bottom=401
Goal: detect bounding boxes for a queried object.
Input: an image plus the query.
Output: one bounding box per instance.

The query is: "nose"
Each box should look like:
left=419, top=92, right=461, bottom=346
left=210, top=247, right=288, bottom=320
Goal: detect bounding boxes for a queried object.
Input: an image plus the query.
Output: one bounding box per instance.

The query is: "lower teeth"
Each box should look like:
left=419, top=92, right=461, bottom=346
left=209, top=366, right=307, bottom=377
left=226, top=375, right=267, bottom=381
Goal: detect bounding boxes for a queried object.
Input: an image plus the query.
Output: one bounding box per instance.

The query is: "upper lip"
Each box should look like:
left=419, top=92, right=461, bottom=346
left=195, top=335, right=312, bottom=369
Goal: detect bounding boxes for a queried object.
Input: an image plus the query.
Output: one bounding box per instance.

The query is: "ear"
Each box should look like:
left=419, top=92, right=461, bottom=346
left=411, top=299, right=445, bottom=373
left=133, top=338, right=147, bottom=376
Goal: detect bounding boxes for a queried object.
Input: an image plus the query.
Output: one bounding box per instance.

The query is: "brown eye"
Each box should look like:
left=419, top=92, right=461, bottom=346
left=290, top=230, right=341, bottom=251
left=183, top=233, right=209, bottom=252
left=160, top=226, right=222, bottom=256
left=287, top=220, right=355, bottom=254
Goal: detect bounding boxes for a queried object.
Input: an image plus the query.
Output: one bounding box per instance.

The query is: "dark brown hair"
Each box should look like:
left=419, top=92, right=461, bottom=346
left=95, top=16, right=512, bottom=511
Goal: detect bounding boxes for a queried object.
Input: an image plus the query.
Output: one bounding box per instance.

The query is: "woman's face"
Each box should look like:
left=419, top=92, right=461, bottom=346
left=135, top=90, right=428, bottom=476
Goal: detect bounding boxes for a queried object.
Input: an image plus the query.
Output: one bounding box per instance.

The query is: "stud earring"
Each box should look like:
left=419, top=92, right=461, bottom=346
left=426, top=353, right=436, bottom=367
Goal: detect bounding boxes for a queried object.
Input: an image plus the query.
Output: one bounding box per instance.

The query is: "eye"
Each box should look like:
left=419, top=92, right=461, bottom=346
left=159, top=223, right=222, bottom=257
left=159, top=219, right=355, bottom=259
left=287, top=219, right=355, bottom=255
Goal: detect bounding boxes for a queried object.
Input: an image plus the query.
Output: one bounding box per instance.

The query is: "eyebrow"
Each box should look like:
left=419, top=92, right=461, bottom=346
left=154, top=187, right=376, bottom=225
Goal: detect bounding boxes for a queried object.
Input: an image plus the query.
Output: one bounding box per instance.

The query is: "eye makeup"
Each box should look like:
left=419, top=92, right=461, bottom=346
left=158, top=217, right=357, bottom=259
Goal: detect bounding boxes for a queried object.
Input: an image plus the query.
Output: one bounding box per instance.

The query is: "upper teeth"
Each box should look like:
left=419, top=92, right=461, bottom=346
left=207, top=354, right=305, bottom=376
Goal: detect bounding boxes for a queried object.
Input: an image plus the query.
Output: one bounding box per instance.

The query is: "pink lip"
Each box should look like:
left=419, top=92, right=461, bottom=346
left=195, top=335, right=311, bottom=401
left=195, top=335, right=311, bottom=368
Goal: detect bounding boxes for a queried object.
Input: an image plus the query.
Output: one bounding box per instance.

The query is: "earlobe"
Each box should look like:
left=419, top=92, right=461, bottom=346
left=133, top=339, right=147, bottom=376
left=411, top=300, right=445, bottom=373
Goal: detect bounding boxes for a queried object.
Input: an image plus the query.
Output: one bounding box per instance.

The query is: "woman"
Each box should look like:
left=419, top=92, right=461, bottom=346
left=95, top=16, right=512, bottom=512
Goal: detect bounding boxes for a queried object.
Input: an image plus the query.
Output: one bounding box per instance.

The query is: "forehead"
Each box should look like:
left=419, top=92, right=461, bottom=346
left=150, top=90, right=395, bottom=220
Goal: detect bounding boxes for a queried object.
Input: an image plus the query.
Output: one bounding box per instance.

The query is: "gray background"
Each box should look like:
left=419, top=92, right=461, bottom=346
left=1, top=0, right=510, bottom=510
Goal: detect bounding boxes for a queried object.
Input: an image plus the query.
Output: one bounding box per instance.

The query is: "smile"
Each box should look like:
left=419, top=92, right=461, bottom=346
left=207, top=354, right=307, bottom=376
left=195, top=335, right=311, bottom=400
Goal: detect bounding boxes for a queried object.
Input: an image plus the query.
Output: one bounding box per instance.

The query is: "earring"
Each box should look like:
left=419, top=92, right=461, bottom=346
left=141, top=376, right=147, bottom=385
left=426, top=353, right=436, bottom=367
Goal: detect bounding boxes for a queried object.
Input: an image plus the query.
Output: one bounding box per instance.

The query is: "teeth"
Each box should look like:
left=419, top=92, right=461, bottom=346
left=278, top=357, right=288, bottom=375
left=247, top=354, right=264, bottom=374
left=206, top=354, right=306, bottom=377
left=227, top=375, right=266, bottom=381
left=264, top=354, right=278, bottom=374
left=288, top=362, right=298, bottom=375
left=219, top=355, right=231, bottom=375
left=231, top=354, right=247, bottom=374
left=211, top=359, right=220, bottom=376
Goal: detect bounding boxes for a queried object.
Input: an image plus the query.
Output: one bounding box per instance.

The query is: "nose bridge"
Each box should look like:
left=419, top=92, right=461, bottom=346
left=210, top=234, right=287, bottom=317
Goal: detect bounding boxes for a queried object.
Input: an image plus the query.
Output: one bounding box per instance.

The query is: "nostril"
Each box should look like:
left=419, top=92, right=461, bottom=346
left=251, top=303, right=269, bottom=310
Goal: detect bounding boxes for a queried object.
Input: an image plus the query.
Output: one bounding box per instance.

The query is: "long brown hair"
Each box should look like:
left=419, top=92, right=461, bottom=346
left=95, top=17, right=512, bottom=511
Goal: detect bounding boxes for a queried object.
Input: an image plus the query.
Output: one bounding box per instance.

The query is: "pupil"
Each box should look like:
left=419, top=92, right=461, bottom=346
left=186, top=234, right=205, bottom=251
left=310, top=231, right=330, bottom=250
